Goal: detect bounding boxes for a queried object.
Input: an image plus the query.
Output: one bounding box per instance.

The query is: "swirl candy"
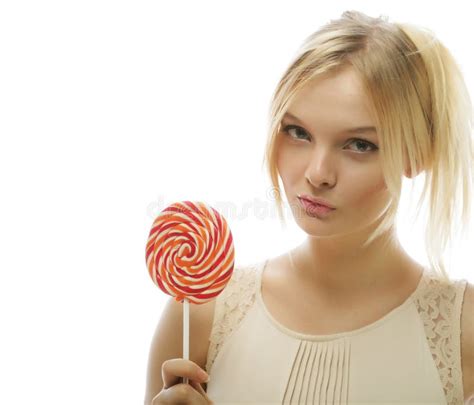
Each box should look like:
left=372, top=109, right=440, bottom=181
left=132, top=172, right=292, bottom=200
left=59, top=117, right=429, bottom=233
left=145, top=200, right=235, bottom=305
left=145, top=200, right=235, bottom=383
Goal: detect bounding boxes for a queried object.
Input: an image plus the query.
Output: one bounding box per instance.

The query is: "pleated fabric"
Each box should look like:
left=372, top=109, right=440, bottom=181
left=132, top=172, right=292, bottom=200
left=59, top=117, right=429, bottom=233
left=205, top=260, right=468, bottom=404
left=282, top=339, right=350, bottom=404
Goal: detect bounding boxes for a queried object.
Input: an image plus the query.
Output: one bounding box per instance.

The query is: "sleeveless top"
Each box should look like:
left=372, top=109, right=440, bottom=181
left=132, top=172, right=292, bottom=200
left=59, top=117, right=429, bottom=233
left=205, top=259, right=469, bottom=404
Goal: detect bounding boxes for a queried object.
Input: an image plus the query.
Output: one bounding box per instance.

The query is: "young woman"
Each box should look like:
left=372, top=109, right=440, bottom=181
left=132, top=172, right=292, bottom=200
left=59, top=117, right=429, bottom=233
left=145, top=10, right=474, bottom=404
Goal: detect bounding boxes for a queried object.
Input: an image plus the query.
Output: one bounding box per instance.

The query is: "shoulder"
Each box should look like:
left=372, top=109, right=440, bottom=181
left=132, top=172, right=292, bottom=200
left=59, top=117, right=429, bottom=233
left=223, top=261, right=265, bottom=293
left=461, top=281, right=474, bottom=400
left=203, top=261, right=264, bottom=375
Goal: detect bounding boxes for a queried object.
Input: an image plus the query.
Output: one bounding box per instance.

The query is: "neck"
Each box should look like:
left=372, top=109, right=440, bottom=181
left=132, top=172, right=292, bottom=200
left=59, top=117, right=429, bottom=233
left=290, top=221, right=412, bottom=296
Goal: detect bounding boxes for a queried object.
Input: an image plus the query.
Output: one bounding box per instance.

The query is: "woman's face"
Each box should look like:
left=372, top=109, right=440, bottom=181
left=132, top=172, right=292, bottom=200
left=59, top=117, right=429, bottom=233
left=276, top=66, right=392, bottom=238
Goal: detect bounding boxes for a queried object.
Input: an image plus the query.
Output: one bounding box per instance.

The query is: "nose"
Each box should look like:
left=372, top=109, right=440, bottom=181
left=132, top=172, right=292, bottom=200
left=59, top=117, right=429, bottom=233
left=304, top=147, right=336, bottom=189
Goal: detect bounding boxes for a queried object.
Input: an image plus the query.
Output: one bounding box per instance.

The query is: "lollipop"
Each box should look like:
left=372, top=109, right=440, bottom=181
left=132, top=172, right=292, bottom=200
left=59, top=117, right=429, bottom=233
left=145, top=200, right=235, bottom=383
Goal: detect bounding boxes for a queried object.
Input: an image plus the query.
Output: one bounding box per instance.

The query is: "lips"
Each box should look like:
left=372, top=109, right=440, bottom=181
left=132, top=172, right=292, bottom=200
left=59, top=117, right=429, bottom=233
left=297, top=194, right=335, bottom=209
left=298, top=197, right=335, bottom=217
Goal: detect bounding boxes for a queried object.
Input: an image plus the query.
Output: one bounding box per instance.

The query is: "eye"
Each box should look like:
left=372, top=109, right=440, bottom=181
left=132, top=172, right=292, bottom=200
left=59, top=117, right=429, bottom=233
left=281, top=125, right=310, bottom=141
left=281, top=124, right=378, bottom=153
left=346, top=139, right=378, bottom=153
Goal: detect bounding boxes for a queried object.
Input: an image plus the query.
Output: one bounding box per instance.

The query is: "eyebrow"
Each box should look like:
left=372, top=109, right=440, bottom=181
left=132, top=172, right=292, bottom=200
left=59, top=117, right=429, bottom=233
left=283, top=112, right=377, bottom=134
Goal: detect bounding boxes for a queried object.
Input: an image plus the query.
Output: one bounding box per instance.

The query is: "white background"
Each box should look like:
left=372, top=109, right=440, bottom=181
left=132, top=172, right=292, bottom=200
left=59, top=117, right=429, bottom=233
left=0, top=1, right=473, bottom=404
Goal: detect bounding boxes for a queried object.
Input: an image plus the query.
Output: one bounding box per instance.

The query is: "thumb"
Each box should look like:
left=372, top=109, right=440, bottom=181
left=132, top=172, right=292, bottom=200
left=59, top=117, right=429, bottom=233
left=188, top=379, right=213, bottom=403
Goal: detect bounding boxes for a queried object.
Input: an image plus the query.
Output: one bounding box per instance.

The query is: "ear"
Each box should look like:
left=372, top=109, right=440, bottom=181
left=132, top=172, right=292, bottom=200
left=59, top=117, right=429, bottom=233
left=404, top=165, right=417, bottom=178
left=402, top=148, right=424, bottom=179
left=404, top=164, right=423, bottom=179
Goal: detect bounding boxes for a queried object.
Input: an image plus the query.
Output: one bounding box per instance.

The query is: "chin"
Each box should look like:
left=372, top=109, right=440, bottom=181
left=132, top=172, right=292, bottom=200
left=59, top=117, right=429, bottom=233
left=293, top=213, right=336, bottom=234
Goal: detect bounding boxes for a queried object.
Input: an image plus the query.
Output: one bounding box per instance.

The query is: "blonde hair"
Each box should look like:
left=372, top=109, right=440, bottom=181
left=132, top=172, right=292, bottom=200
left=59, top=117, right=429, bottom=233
left=262, top=10, right=474, bottom=280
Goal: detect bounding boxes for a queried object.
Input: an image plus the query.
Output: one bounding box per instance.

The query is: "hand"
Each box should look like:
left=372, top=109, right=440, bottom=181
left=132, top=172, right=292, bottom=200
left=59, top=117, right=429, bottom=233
left=151, top=358, right=213, bottom=404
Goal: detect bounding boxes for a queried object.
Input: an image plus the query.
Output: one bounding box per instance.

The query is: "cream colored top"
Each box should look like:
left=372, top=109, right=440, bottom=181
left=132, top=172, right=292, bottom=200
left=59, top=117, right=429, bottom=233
left=205, top=259, right=468, bottom=405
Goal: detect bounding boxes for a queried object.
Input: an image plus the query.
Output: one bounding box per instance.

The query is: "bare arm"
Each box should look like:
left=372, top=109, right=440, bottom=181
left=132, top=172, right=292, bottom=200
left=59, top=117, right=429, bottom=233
left=143, top=296, right=216, bottom=404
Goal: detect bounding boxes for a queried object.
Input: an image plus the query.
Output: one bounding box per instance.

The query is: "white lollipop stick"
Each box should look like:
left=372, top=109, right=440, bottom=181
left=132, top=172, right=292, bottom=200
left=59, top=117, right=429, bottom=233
left=182, top=298, right=189, bottom=384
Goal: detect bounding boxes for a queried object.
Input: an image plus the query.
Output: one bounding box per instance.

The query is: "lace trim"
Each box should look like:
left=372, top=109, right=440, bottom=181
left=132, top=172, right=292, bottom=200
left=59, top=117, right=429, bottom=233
left=205, top=262, right=260, bottom=374
left=412, top=272, right=468, bottom=404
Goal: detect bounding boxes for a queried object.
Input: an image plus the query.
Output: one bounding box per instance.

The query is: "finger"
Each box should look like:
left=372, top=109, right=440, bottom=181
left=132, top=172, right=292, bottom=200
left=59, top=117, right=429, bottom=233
left=188, top=379, right=212, bottom=400
left=157, top=383, right=209, bottom=404
left=161, top=358, right=209, bottom=389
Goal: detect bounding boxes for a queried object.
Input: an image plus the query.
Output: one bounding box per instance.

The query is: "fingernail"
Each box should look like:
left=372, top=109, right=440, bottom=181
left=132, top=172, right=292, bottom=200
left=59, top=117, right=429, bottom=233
left=198, top=369, right=210, bottom=382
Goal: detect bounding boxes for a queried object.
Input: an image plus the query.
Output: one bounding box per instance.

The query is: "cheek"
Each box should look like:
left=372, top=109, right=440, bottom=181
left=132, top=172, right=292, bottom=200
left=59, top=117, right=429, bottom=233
left=275, top=142, right=283, bottom=172
left=349, top=175, right=388, bottom=206
left=369, top=176, right=388, bottom=193
left=276, top=146, right=302, bottom=181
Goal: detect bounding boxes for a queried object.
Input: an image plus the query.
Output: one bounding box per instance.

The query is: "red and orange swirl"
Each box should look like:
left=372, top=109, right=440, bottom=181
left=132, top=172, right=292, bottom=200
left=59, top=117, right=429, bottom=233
left=145, top=201, right=235, bottom=304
